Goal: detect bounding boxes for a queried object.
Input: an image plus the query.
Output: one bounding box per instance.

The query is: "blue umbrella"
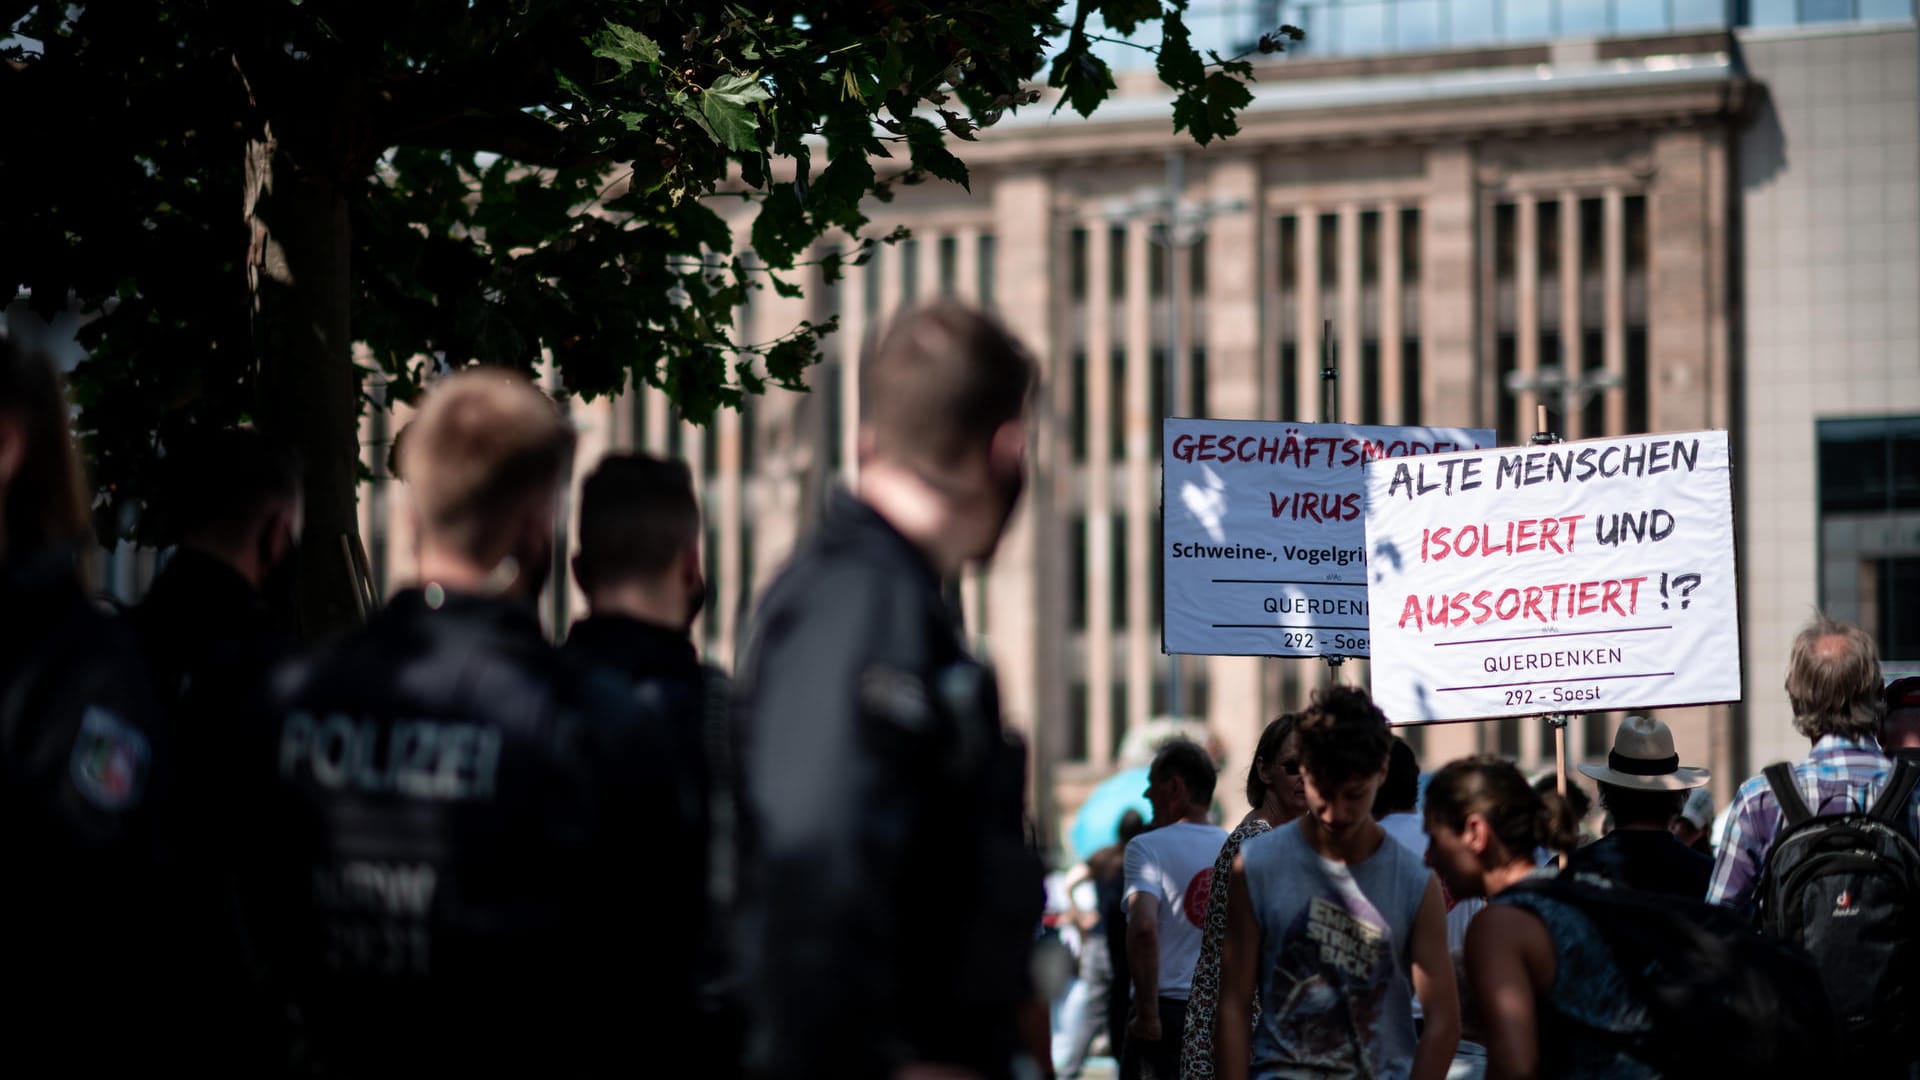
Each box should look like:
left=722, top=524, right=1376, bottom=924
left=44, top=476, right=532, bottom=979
left=1068, top=765, right=1153, bottom=861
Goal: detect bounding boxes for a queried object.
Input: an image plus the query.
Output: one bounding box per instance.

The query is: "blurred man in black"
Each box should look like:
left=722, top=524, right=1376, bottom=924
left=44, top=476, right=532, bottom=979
left=564, top=452, right=736, bottom=1070
left=253, top=368, right=686, bottom=1076
left=0, top=327, right=168, bottom=1070
left=737, top=303, right=1047, bottom=1080
left=135, top=426, right=302, bottom=711
left=132, top=428, right=303, bottom=1073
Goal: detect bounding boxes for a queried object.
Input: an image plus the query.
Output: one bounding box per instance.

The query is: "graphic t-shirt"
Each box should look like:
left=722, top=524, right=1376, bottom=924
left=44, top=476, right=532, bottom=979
left=1241, top=822, right=1430, bottom=1080
left=1123, top=821, right=1230, bottom=1000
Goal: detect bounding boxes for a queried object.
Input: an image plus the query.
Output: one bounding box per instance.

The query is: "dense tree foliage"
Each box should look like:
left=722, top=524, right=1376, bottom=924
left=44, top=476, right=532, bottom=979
left=1, top=0, right=1294, bottom=626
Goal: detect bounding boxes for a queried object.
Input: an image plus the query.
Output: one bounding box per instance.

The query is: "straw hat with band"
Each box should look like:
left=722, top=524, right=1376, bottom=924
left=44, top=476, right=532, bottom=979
left=1577, top=714, right=1710, bottom=792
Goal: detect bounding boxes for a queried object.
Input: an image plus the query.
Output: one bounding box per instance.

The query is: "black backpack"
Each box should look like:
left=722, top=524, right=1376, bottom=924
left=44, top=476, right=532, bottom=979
left=1509, top=873, right=1842, bottom=1076
left=1756, top=756, right=1920, bottom=1059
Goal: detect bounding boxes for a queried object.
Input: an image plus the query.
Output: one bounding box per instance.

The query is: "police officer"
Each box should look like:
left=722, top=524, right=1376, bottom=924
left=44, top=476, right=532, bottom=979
left=737, top=302, right=1047, bottom=1080
left=0, top=327, right=169, bottom=1070
left=131, top=427, right=303, bottom=1074
left=134, top=426, right=302, bottom=714
left=563, top=452, right=736, bottom=1071
left=251, top=369, right=685, bottom=1076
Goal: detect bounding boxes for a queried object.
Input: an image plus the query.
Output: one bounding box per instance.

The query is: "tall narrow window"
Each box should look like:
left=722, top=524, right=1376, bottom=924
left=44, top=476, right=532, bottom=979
left=1401, top=340, right=1421, bottom=425
left=1360, top=210, right=1381, bottom=287
left=1319, top=212, right=1339, bottom=289
left=1361, top=341, right=1381, bottom=425
left=1110, top=349, right=1128, bottom=462
left=938, top=234, right=958, bottom=298
left=702, top=415, right=720, bottom=479
left=901, top=237, right=920, bottom=304
left=1111, top=516, right=1129, bottom=630
left=1071, top=352, right=1089, bottom=462
left=1066, top=680, right=1090, bottom=763
left=1400, top=207, right=1421, bottom=286
left=1069, top=514, right=1089, bottom=631
left=1278, top=214, right=1299, bottom=419
left=977, top=233, right=997, bottom=309
left=1401, top=207, right=1422, bottom=426
left=1497, top=335, right=1519, bottom=445
left=1070, top=227, right=1089, bottom=302
left=1109, top=225, right=1127, bottom=300
left=1626, top=328, right=1650, bottom=435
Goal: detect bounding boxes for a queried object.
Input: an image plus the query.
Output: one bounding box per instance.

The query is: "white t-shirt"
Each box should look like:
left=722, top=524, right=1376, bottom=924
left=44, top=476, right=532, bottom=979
left=1122, top=821, right=1228, bottom=1000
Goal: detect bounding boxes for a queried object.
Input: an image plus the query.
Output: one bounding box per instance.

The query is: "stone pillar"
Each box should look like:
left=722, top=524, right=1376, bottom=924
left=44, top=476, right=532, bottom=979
left=1338, top=204, right=1364, bottom=424
left=1381, top=203, right=1405, bottom=423
left=1086, top=220, right=1117, bottom=766
left=1647, top=123, right=1733, bottom=789
left=1420, top=143, right=1479, bottom=434
left=1203, top=156, right=1268, bottom=819
left=1125, top=218, right=1155, bottom=736
left=1418, top=143, right=1482, bottom=766
left=987, top=172, right=1054, bottom=751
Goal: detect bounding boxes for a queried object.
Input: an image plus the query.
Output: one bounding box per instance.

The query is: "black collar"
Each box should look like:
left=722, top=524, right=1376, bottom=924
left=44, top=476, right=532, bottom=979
left=564, top=613, right=700, bottom=685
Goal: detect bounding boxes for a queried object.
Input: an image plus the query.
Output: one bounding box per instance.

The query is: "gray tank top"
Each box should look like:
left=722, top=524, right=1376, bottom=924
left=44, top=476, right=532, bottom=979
left=1240, top=821, right=1430, bottom=1080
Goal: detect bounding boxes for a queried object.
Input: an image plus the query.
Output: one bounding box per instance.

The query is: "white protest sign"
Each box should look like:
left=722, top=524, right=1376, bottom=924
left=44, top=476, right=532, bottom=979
left=1162, top=419, right=1495, bottom=658
left=1363, top=431, right=1740, bottom=724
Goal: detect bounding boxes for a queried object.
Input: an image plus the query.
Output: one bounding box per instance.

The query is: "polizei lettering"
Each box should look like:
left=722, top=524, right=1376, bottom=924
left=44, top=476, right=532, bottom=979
left=279, top=712, right=504, bottom=801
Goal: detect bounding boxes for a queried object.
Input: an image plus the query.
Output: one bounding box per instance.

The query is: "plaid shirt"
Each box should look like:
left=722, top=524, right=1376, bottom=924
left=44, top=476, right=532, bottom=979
left=1707, top=734, right=1920, bottom=911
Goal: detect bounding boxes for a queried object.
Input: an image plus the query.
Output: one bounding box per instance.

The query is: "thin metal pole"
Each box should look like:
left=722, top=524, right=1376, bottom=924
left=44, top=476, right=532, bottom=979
left=1165, top=150, right=1184, bottom=721
left=1320, top=318, right=1344, bottom=683
left=1320, top=317, right=1337, bottom=423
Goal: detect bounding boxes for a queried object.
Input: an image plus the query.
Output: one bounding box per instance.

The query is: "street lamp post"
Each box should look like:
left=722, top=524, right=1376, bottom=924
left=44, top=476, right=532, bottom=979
left=1503, top=364, right=1623, bottom=441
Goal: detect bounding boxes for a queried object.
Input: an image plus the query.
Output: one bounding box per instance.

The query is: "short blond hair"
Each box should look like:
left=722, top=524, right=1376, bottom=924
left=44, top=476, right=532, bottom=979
left=400, top=368, right=574, bottom=561
left=1785, top=614, right=1883, bottom=740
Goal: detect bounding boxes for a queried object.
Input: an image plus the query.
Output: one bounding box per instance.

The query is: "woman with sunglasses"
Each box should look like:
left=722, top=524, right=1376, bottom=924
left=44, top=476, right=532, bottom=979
left=1177, top=713, right=1308, bottom=1080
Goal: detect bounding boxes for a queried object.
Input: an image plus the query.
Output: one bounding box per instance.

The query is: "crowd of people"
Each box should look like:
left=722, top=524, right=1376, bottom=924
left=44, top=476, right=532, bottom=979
left=2, top=299, right=1917, bottom=1079
left=1089, top=618, right=1920, bottom=1080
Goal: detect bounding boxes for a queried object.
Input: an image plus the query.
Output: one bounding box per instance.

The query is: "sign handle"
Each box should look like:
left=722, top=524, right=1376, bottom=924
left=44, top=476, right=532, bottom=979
left=1546, top=712, right=1574, bottom=868
left=1323, top=653, right=1345, bottom=684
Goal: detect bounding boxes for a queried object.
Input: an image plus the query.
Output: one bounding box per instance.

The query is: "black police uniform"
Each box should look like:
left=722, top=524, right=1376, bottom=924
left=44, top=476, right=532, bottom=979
left=565, top=614, right=740, bottom=1073
left=0, top=550, right=168, bottom=1070
left=252, top=587, right=689, bottom=1077
left=736, top=489, right=1045, bottom=1080
left=133, top=546, right=287, bottom=712
left=132, top=546, right=295, bottom=1073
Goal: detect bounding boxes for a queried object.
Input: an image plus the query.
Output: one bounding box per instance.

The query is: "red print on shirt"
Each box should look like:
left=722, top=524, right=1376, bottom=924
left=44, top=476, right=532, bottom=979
left=1183, top=869, right=1211, bottom=927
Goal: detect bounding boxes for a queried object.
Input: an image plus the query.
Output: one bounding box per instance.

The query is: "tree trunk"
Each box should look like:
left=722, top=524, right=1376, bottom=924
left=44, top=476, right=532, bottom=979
left=246, top=130, right=364, bottom=642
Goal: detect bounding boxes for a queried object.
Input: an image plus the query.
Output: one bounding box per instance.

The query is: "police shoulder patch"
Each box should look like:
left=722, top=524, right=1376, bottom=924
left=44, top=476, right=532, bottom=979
left=69, top=706, right=151, bottom=812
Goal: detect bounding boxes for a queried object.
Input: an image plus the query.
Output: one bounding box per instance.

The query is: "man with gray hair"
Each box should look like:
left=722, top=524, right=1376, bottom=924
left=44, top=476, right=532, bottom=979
left=1707, top=615, right=1919, bottom=910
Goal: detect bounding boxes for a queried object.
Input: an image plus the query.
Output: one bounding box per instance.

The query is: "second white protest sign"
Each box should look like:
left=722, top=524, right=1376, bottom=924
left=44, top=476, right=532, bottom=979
left=1362, top=431, right=1740, bottom=724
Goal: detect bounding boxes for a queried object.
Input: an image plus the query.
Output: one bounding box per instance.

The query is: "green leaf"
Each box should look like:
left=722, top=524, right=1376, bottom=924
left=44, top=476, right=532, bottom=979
left=1050, top=47, right=1115, bottom=117
left=701, top=72, right=772, bottom=153
left=1201, top=70, right=1253, bottom=141
left=1098, top=0, right=1165, bottom=35
left=592, top=22, right=662, bottom=74
left=903, top=116, right=968, bottom=191
left=1156, top=14, right=1205, bottom=89
left=811, top=148, right=875, bottom=230
left=749, top=183, right=813, bottom=268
